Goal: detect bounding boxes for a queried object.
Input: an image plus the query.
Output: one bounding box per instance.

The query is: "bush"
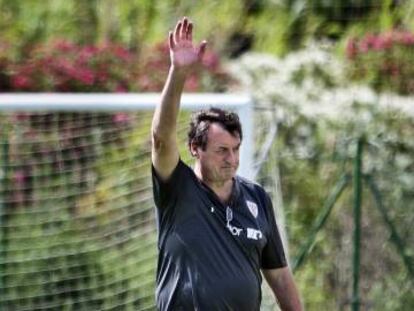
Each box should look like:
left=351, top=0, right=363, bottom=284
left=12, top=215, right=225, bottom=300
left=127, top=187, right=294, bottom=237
left=3, top=214, right=157, bottom=310
left=0, top=40, right=232, bottom=93
left=228, top=45, right=414, bottom=310
left=346, top=29, right=414, bottom=95
left=2, top=112, right=158, bottom=310
left=5, top=40, right=139, bottom=92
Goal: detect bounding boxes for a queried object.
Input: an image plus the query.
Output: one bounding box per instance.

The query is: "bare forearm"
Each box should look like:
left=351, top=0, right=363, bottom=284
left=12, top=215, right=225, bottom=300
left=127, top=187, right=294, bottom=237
left=263, top=268, right=303, bottom=311
left=152, top=66, right=186, bottom=138
left=275, top=276, right=303, bottom=311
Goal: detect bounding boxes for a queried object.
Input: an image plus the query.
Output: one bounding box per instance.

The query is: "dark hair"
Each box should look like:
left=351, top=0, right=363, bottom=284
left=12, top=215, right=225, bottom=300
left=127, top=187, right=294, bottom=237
left=187, top=107, right=243, bottom=150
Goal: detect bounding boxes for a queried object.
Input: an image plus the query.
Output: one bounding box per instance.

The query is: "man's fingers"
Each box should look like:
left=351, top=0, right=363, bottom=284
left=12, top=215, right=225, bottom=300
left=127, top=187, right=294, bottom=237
left=174, top=21, right=182, bottom=46
left=171, top=17, right=203, bottom=57
left=186, top=22, right=193, bottom=41
left=181, top=17, right=188, bottom=40
left=198, top=40, right=207, bottom=60
left=168, top=31, right=175, bottom=50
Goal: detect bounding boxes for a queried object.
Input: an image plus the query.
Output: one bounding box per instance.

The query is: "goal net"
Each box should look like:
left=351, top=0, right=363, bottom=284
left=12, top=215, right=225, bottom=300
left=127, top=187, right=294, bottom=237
left=0, top=93, right=281, bottom=311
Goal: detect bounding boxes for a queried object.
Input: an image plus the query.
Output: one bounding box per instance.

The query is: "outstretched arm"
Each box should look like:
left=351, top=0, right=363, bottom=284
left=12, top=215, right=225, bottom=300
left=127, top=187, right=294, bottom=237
left=262, top=267, right=303, bottom=311
left=151, top=17, right=207, bottom=181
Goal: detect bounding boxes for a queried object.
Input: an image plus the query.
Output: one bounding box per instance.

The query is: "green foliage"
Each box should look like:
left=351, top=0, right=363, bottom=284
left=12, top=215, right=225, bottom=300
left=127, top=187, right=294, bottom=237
left=4, top=215, right=103, bottom=310
left=370, top=271, right=414, bottom=310
left=0, top=108, right=198, bottom=310
left=229, top=46, right=414, bottom=310
left=3, top=213, right=157, bottom=310
left=1, top=112, right=158, bottom=310
left=1, top=0, right=407, bottom=60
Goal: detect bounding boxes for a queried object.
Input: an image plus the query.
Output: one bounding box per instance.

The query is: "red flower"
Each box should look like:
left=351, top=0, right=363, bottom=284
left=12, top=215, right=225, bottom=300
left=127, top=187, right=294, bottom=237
left=115, top=84, right=128, bottom=93
left=372, top=34, right=392, bottom=51
left=12, top=75, right=32, bottom=89
left=78, top=46, right=99, bottom=63
left=113, top=112, right=130, bottom=124
left=113, top=46, right=132, bottom=61
left=1, top=38, right=230, bottom=92
left=54, top=40, right=75, bottom=52
left=202, top=51, right=219, bottom=70
left=185, top=75, right=199, bottom=91
left=13, top=170, right=26, bottom=187
left=76, top=69, right=95, bottom=85
left=346, top=29, right=414, bottom=95
left=398, top=31, right=414, bottom=46
left=13, top=113, right=30, bottom=122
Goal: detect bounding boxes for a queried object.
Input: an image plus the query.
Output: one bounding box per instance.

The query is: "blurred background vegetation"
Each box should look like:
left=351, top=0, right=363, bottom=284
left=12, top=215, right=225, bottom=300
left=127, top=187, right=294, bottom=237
left=0, top=0, right=413, bottom=310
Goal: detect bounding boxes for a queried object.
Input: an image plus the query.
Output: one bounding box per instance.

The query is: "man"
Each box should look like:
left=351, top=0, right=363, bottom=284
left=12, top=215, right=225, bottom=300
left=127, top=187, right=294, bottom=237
left=151, top=17, right=303, bottom=311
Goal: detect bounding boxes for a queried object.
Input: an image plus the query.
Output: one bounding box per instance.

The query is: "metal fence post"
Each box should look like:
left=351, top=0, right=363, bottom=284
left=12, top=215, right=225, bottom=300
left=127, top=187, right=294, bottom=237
left=0, top=132, right=9, bottom=309
left=351, top=137, right=364, bottom=311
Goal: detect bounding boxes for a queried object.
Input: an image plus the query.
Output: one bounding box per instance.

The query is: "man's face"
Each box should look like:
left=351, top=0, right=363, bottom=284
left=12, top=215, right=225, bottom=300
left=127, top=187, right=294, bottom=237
left=193, top=123, right=241, bottom=184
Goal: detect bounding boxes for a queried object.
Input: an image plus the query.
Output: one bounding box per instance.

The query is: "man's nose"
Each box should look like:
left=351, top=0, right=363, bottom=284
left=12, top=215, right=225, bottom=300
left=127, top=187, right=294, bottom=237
left=226, top=150, right=238, bottom=165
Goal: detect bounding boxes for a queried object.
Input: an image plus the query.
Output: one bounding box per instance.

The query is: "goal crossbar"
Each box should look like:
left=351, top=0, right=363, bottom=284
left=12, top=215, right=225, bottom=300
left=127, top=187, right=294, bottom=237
left=0, top=93, right=254, bottom=179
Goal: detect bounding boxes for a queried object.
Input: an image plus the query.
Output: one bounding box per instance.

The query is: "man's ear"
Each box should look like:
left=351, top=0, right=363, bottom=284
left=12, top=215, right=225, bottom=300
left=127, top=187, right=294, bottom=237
left=190, top=142, right=198, bottom=158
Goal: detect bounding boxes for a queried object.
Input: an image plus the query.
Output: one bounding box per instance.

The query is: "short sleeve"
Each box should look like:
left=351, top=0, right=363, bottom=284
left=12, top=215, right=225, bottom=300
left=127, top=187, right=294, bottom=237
left=260, top=192, right=287, bottom=269
left=152, top=159, right=188, bottom=209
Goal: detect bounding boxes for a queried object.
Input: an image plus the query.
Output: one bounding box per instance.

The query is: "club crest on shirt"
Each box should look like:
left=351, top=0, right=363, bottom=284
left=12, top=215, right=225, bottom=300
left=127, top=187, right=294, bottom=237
left=246, top=200, right=258, bottom=218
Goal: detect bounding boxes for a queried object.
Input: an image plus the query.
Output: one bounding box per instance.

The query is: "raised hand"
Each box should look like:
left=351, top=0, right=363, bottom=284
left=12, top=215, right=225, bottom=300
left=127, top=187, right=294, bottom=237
left=168, top=17, right=207, bottom=74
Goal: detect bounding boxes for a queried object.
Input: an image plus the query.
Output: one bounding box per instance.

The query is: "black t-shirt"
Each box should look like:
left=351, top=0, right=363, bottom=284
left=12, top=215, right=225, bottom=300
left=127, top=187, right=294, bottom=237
left=152, top=160, right=287, bottom=311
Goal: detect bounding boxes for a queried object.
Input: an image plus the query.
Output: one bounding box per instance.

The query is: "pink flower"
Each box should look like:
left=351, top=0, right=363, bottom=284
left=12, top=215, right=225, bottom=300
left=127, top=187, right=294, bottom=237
left=359, top=33, right=376, bottom=52
left=390, top=65, right=400, bottom=77
left=13, top=170, right=26, bottom=187
left=399, top=31, right=414, bottom=46
left=372, top=35, right=393, bottom=51
left=76, top=69, right=95, bottom=85
left=12, top=75, right=32, bottom=89
left=202, top=51, right=219, bottom=69
left=113, top=46, right=132, bottom=61
left=79, top=46, right=99, bottom=63
left=185, top=75, right=199, bottom=91
left=96, top=71, right=109, bottom=83
left=13, top=113, right=30, bottom=122
left=115, top=84, right=128, bottom=92
left=113, top=112, right=130, bottom=124
left=53, top=58, right=73, bottom=73
left=54, top=40, right=75, bottom=52
left=380, top=32, right=393, bottom=49
left=138, top=76, right=154, bottom=91
left=2, top=38, right=229, bottom=92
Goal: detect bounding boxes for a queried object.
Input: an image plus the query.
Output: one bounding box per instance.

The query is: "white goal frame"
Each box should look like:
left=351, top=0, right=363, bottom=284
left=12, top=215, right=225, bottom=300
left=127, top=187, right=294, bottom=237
left=0, top=93, right=254, bottom=180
